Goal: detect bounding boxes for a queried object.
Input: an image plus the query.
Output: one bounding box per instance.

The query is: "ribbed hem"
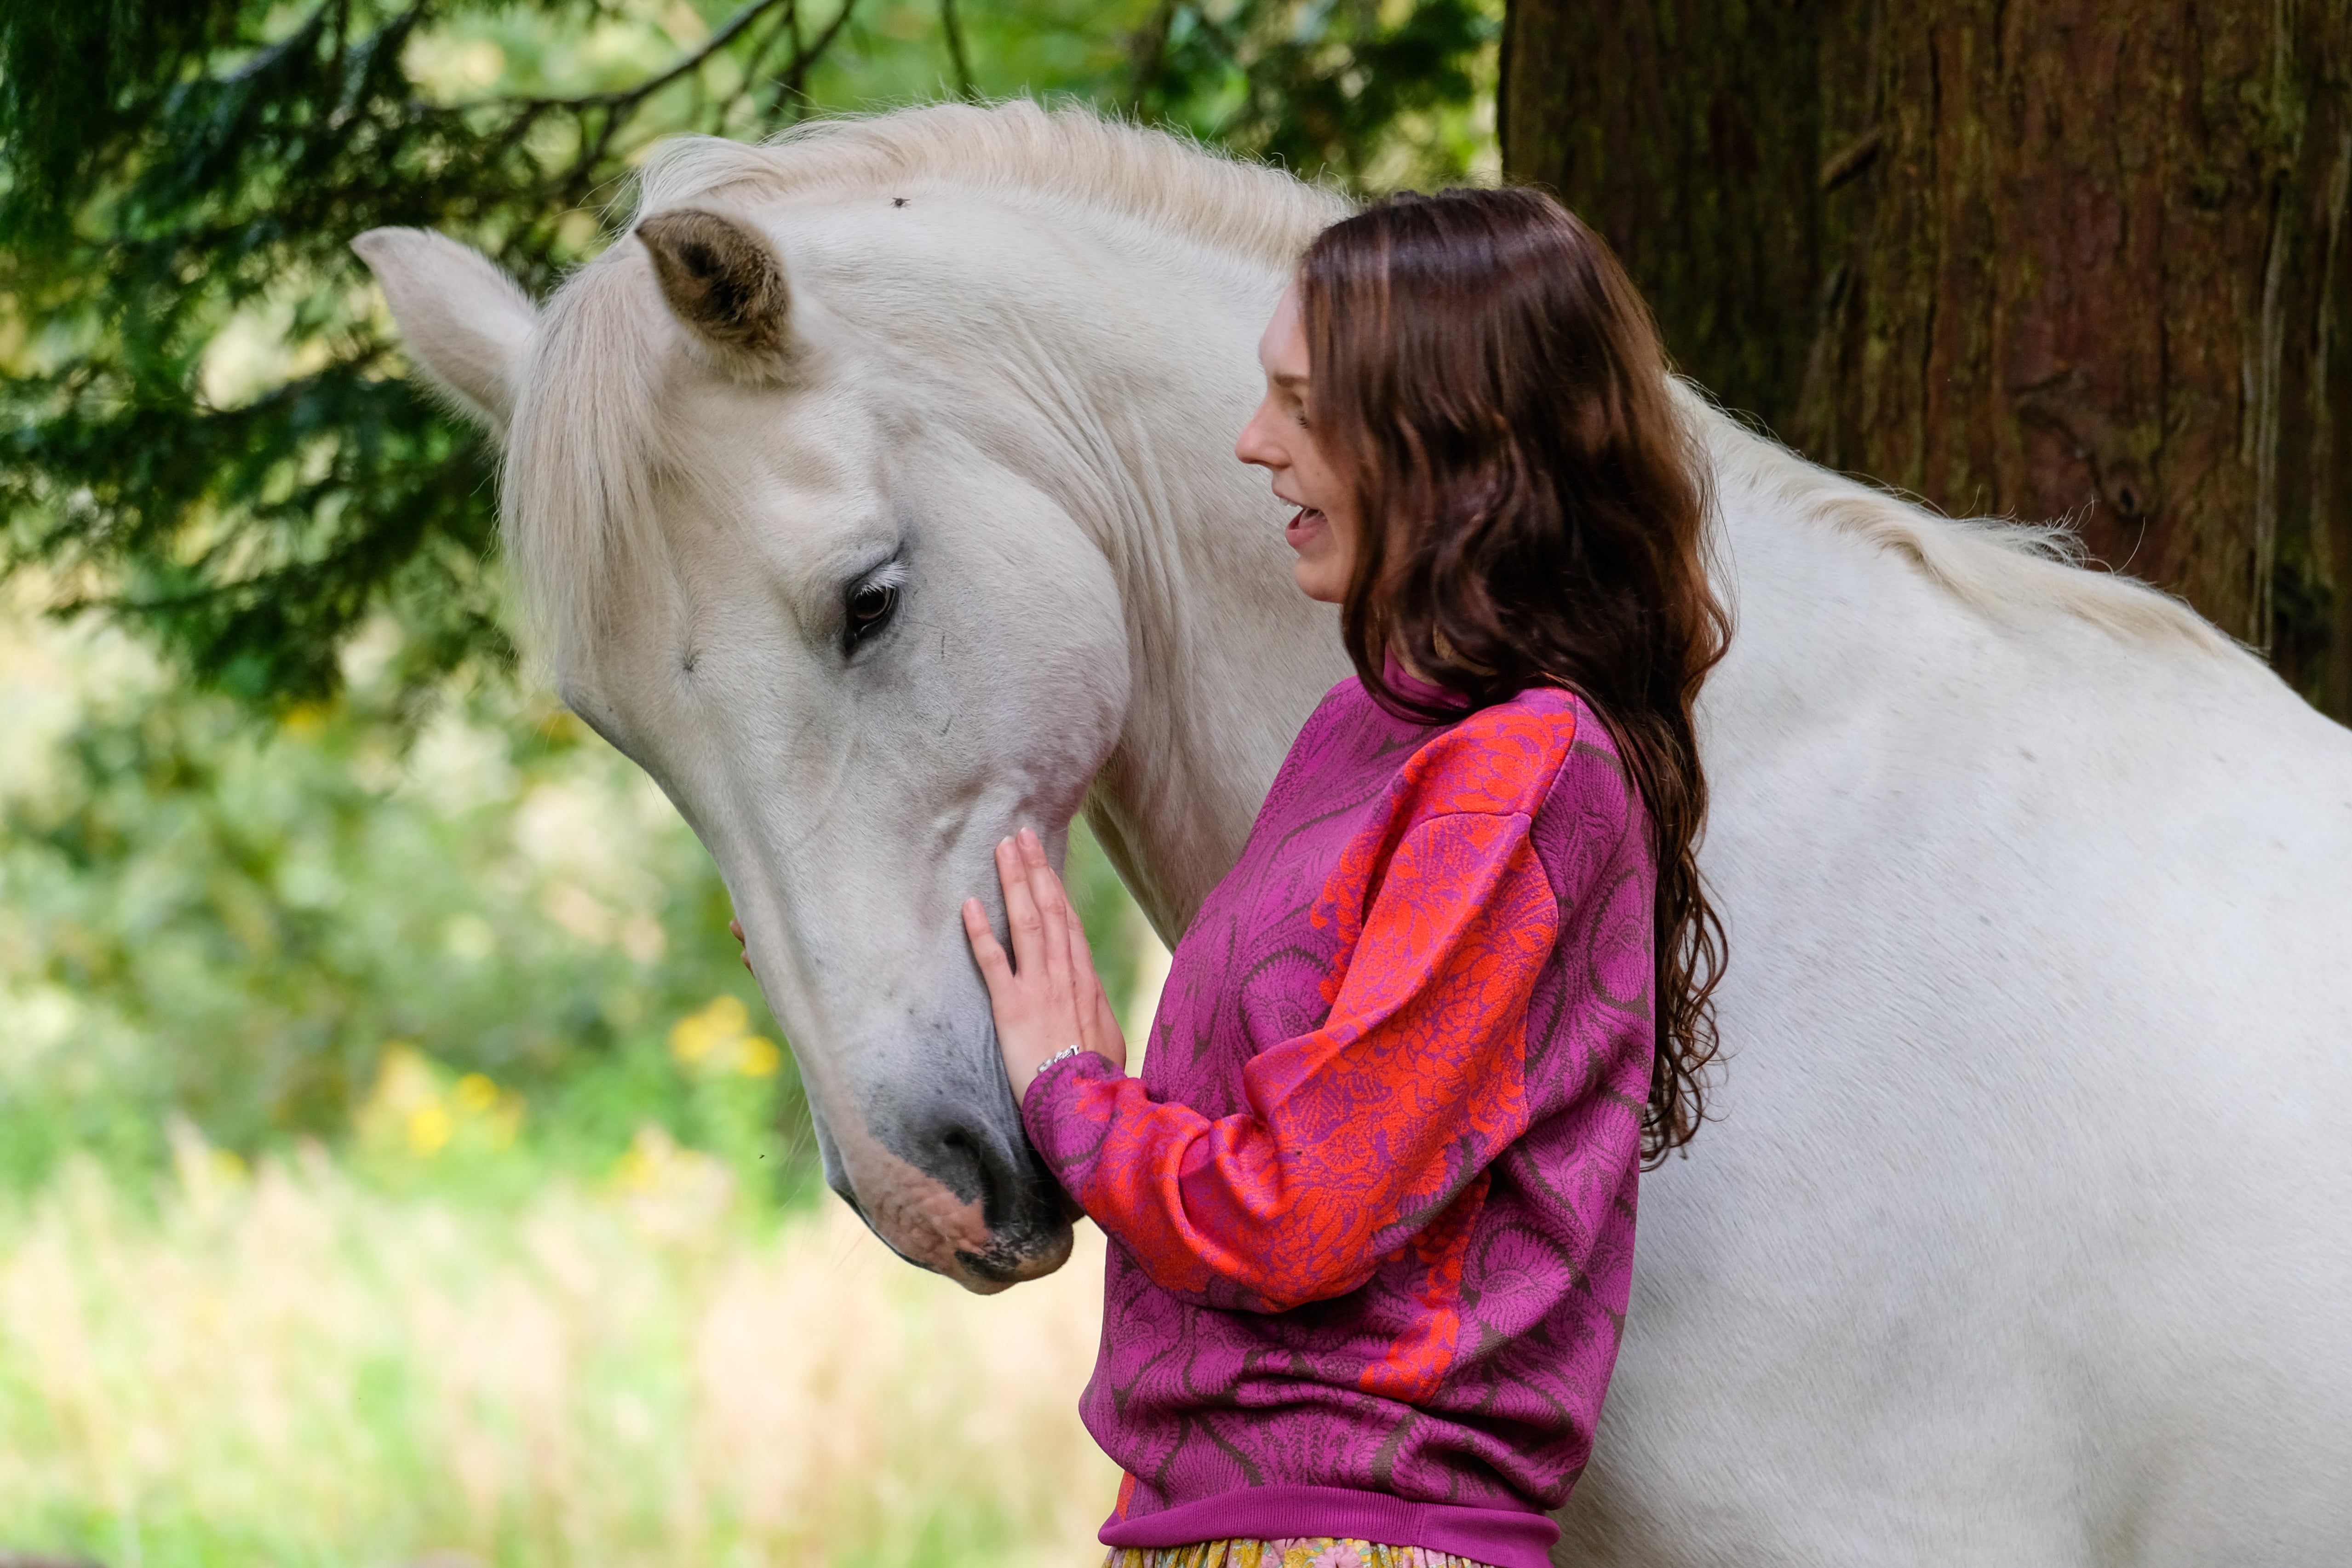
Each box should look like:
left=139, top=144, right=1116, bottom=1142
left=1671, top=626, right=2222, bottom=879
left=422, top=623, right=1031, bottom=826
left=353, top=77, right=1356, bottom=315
left=1097, top=1485, right=1559, bottom=1568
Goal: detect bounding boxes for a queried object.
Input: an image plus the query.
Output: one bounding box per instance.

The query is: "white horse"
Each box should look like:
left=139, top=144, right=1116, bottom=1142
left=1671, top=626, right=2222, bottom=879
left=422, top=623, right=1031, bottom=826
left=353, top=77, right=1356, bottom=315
left=355, top=103, right=2352, bottom=1565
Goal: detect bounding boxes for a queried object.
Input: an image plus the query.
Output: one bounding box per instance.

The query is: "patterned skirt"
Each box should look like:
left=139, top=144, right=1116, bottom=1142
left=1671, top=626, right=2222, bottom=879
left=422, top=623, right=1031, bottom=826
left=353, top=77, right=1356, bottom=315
left=1107, top=1541, right=1497, bottom=1568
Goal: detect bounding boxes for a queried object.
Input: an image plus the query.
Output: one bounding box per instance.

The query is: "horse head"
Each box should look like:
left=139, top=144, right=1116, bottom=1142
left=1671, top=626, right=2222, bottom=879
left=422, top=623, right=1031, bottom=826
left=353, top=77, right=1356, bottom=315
left=355, top=196, right=1135, bottom=1291
left=356, top=105, right=1349, bottom=1292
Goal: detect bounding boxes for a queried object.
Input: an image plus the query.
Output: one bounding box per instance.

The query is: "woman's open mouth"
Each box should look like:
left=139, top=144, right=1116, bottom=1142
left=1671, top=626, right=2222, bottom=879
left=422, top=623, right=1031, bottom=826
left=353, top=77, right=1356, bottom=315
left=1285, top=506, right=1328, bottom=550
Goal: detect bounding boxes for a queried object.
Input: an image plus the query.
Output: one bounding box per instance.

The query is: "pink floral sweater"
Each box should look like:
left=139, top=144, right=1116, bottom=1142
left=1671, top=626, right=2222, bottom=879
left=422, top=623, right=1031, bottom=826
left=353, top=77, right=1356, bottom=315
left=1021, top=678, right=1657, bottom=1568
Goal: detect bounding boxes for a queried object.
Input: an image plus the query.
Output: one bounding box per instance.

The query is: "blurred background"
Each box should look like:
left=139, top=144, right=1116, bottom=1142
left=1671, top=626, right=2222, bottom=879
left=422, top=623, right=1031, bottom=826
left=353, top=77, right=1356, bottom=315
left=0, top=0, right=2342, bottom=1563
left=0, top=2, right=1500, bottom=1564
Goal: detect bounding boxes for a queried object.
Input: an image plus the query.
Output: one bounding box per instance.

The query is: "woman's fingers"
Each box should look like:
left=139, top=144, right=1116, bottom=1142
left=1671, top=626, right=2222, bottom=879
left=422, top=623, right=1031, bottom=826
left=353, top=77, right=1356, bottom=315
left=1064, top=896, right=1097, bottom=988
left=997, top=835, right=1048, bottom=978
left=1017, top=830, right=1130, bottom=1074
left=1069, top=913, right=1130, bottom=1073
left=969, top=827, right=1133, bottom=1094
left=1017, top=829, right=1075, bottom=995
left=962, top=896, right=1014, bottom=990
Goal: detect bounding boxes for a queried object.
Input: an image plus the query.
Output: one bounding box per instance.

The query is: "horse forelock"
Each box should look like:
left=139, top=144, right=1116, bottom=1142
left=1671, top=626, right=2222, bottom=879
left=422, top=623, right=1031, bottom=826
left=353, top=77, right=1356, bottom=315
left=503, top=246, right=674, bottom=674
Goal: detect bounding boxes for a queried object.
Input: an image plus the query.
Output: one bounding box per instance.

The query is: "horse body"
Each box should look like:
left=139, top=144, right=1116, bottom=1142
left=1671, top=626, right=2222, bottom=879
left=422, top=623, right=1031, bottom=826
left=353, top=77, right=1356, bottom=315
left=357, top=103, right=2352, bottom=1563
left=1584, top=440, right=2352, bottom=1561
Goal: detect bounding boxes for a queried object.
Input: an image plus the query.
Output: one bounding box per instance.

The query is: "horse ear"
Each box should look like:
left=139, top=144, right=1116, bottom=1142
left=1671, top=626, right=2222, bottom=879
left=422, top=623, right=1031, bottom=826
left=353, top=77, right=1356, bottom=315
left=636, top=208, right=792, bottom=368
left=351, top=228, right=536, bottom=437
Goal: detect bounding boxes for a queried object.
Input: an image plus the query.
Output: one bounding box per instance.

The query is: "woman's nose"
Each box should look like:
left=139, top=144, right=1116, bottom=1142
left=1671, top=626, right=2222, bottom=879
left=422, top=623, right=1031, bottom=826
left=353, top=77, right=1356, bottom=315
left=1235, top=407, right=1280, bottom=469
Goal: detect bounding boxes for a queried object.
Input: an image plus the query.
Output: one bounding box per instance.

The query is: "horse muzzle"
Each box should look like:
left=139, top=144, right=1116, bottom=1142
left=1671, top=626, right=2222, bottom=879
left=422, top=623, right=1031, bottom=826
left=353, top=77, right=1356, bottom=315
left=827, top=1103, right=1075, bottom=1293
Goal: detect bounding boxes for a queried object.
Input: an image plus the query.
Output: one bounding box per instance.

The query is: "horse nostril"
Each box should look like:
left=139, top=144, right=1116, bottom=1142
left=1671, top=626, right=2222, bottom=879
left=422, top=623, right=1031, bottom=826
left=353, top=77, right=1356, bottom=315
left=903, top=1114, right=1075, bottom=1287
left=916, top=1112, right=1061, bottom=1239
left=936, top=1124, right=1006, bottom=1223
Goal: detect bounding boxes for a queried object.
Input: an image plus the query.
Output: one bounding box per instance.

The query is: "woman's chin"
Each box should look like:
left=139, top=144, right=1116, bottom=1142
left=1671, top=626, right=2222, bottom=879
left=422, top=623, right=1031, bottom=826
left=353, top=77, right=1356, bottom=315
left=1292, top=558, right=1347, bottom=604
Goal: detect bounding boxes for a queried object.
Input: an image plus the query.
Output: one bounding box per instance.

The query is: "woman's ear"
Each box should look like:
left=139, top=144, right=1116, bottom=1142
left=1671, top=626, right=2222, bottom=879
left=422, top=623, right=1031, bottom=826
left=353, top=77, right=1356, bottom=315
left=636, top=207, right=792, bottom=375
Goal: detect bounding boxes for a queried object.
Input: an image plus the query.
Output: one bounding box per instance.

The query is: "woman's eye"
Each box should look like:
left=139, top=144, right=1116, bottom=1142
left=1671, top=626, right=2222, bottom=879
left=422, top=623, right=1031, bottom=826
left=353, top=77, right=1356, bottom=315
left=844, top=579, right=899, bottom=649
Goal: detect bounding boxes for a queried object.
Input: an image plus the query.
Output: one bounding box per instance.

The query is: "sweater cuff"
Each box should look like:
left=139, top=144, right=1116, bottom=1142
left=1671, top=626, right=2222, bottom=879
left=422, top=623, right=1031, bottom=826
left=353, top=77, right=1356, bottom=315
left=1018, top=1047, right=1123, bottom=1186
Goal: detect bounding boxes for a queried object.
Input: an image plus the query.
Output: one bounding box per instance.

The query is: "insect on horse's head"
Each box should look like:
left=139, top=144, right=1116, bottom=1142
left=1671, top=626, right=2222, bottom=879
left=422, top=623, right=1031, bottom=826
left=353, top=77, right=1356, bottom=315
left=354, top=204, right=1132, bottom=1291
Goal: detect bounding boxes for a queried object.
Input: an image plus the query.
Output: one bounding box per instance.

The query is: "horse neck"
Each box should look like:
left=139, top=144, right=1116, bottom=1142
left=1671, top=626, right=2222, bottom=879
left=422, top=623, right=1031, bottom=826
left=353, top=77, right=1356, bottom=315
left=894, top=218, right=1346, bottom=938
left=908, top=240, right=1902, bottom=940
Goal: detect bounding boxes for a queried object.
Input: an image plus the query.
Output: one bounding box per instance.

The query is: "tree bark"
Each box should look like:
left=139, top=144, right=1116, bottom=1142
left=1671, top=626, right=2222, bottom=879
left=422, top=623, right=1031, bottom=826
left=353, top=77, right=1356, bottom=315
left=1502, top=0, right=2352, bottom=719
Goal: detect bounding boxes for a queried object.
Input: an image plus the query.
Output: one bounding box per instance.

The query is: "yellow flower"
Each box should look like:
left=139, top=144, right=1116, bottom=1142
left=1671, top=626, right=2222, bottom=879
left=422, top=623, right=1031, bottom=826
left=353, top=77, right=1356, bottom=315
left=668, top=995, right=751, bottom=1066
left=368, top=1044, right=437, bottom=1114
left=406, top=1102, right=453, bottom=1157
left=736, top=1036, right=781, bottom=1078
left=453, top=1073, right=499, bottom=1115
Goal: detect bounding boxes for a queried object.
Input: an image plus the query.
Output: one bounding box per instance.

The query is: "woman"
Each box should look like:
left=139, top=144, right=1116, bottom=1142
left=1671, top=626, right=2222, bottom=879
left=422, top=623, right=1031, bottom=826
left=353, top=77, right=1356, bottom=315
left=962, top=187, right=1729, bottom=1568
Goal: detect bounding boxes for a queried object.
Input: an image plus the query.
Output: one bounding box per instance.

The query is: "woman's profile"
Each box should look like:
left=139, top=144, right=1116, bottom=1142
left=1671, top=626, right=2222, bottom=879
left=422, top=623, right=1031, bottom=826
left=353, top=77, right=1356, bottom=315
left=962, top=186, right=1730, bottom=1568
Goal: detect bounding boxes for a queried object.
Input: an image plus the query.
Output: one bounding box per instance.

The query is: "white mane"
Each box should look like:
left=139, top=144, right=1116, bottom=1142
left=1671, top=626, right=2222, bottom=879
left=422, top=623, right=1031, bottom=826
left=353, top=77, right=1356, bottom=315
left=503, top=99, right=2242, bottom=672
left=1689, top=393, right=2246, bottom=660
left=633, top=102, right=1351, bottom=273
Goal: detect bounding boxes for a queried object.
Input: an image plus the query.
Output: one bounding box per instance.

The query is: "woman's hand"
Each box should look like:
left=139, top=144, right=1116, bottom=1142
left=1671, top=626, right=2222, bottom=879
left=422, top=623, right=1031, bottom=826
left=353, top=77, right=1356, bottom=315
left=963, top=827, right=1128, bottom=1102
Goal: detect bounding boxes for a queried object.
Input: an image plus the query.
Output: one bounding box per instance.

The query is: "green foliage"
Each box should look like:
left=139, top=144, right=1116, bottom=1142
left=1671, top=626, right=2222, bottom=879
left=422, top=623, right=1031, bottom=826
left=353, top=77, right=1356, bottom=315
left=0, top=598, right=1158, bottom=1203
left=0, top=610, right=809, bottom=1198
left=1137, top=0, right=1497, bottom=187
left=0, top=0, right=245, bottom=242
left=0, top=0, right=1496, bottom=707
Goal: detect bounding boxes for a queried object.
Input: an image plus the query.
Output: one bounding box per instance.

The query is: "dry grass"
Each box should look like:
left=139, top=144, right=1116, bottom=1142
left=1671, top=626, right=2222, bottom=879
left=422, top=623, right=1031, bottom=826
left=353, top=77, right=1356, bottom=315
left=0, top=1141, right=1118, bottom=1568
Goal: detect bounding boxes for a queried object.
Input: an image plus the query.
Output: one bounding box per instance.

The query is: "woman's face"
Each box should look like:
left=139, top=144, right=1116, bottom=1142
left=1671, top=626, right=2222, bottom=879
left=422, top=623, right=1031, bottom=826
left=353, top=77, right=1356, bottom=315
left=1235, top=284, right=1360, bottom=604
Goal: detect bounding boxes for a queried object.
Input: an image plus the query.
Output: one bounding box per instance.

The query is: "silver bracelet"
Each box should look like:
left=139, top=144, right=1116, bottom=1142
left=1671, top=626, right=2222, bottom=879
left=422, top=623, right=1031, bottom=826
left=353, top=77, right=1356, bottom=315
left=1035, top=1043, right=1090, bottom=1077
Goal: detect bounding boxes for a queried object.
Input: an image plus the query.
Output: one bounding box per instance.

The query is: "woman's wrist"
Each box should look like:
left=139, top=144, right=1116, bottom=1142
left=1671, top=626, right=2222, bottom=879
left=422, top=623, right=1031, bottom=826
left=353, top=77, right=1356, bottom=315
left=1021, top=1042, right=1090, bottom=1101
left=1036, top=1043, right=1089, bottom=1075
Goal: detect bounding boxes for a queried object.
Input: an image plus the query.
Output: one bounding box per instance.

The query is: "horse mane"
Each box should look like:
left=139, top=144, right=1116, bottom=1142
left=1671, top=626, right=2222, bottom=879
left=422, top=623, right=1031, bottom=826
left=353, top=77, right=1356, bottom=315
left=633, top=101, right=1351, bottom=272
left=504, top=100, right=2244, bottom=675
left=1678, top=385, right=2248, bottom=663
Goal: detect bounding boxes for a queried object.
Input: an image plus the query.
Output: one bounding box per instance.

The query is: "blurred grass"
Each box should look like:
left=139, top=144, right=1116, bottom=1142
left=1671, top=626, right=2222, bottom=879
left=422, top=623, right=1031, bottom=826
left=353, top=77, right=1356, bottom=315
left=0, top=1136, right=1121, bottom=1568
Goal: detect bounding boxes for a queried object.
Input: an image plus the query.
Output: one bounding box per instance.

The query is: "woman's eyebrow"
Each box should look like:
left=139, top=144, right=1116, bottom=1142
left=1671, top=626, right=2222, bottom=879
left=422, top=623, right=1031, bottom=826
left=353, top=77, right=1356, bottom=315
left=1272, top=372, right=1308, bottom=391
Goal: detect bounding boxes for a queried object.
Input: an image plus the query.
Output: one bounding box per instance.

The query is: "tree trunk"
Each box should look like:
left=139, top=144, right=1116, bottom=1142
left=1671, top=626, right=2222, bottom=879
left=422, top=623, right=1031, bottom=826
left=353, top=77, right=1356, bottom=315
left=1502, top=0, right=2352, bottom=719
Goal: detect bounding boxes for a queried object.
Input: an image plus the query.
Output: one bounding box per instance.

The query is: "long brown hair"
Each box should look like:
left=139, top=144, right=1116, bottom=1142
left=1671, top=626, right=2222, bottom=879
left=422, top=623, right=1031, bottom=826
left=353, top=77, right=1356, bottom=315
left=1298, top=187, right=1731, bottom=1165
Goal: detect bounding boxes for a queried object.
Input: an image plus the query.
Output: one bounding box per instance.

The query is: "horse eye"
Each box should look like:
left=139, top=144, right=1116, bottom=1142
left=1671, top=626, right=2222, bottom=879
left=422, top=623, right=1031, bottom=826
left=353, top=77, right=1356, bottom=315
left=844, top=579, right=899, bottom=648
